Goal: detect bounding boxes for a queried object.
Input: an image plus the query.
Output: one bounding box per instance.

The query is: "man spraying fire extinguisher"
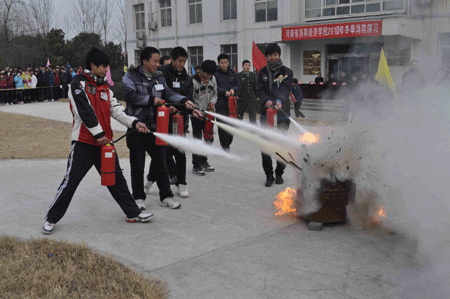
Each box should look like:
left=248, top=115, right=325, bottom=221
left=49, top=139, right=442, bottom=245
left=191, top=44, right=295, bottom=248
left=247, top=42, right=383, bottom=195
left=122, top=46, right=202, bottom=211
left=257, top=43, right=293, bottom=187
left=43, top=48, right=153, bottom=235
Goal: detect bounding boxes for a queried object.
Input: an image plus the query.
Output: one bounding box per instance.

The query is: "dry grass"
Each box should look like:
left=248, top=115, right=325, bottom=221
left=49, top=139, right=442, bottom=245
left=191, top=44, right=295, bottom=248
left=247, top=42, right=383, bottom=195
left=0, top=111, right=130, bottom=159
left=0, top=236, right=168, bottom=299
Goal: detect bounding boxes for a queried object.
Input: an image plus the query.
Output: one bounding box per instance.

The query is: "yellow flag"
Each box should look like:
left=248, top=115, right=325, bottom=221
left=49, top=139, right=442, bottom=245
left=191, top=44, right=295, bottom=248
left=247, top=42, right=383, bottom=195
left=375, top=48, right=396, bottom=95
left=124, top=65, right=128, bottom=73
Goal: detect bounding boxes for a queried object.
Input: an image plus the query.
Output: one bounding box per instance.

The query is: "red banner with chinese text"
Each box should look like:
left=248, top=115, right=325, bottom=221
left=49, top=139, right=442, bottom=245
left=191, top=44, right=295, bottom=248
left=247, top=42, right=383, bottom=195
left=282, top=20, right=382, bottom=41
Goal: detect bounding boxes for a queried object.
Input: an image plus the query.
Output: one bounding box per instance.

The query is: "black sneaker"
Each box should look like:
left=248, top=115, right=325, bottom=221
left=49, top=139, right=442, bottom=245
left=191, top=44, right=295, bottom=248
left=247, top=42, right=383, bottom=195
left=275, top=174, right=284, bottom=185
left=192, top=166, right=205, bottom=176
left=201, top=163, right=215, bottom=172
left=265, top=176, right=275, bottom=187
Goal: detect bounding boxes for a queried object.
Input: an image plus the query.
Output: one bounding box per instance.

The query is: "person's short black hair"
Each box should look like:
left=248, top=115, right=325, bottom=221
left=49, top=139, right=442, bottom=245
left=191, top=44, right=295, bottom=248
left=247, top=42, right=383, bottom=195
left=242, top=60, right=251, bottom=66
left=217, top=53, right=229, bottom=63
left=265, top=43, right=281, bottom=57
left=85, top=48, right=110, bottom=70
left=159, top=55, right=171, bottom=65
left=293, top=78, right=298, bottom=84
left=171, top=47, right=188, bottom=60
left=140, top=47, right=160, bottom=65
left=201, top=60, right=217, bottom=75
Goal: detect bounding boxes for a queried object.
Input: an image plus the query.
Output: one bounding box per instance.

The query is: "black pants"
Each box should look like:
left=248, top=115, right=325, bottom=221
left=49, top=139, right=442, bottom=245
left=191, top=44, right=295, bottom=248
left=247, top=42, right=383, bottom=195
left=166, top=146, right=186, bottom=185
left=216, top=106, right=233, bottom=150
left=261, top=118, right=290, bottom=177
left=127, top=131, right=173, bottom=201
left=45, top=142, right=141, bottom=224
left=294, top=101, right=303, bottom=118
left=191, top=116, right=213, bottom=168
left=15, top=89, right=23, bottom=103
left=62, top=84, right=69, bottom=98
left=237, top=101, right=257, bottom=124
left=0, top=90, right=6, bottom=103
left=45, top=85, right=53, bottom=100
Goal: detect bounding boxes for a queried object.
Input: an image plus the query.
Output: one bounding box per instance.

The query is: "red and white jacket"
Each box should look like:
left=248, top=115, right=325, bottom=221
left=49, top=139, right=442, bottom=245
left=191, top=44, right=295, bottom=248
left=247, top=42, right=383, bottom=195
left=69, top=71, right=138, bottom=146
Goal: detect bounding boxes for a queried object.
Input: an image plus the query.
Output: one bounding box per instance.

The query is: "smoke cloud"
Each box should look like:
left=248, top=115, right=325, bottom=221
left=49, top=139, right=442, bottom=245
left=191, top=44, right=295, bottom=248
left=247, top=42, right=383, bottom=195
left=299, top=77, right=450, bottom=297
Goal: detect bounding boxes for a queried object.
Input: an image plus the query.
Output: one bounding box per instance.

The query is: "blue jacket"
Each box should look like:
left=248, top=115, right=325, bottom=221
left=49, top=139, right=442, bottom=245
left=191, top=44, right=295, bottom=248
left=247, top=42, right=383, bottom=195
left=14, top=75, right=24, bottom=89
left=292, top=84, right=303, bottom=103
left=122, top=66, right=187, bottom=131
left=47, top=71, right=55, bottom=86
left=214, top=66, right=241, bottom=110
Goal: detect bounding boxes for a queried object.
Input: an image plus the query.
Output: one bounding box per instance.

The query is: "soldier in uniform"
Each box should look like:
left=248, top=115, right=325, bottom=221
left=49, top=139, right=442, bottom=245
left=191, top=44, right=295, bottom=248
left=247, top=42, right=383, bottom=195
left=237, top=60, right=258, bottom=124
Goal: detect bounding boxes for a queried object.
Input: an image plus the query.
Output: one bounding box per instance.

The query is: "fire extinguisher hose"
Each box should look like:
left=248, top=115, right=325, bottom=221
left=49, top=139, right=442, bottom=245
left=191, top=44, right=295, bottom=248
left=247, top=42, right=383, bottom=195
left=112, top=128, right=137, bottom=144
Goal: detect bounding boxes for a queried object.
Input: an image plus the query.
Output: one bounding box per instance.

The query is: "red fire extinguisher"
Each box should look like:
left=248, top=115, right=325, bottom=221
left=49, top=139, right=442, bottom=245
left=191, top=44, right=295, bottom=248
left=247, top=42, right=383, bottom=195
left=204, top=114, right=214, bottom=140
left=172, top=112, right=184, bottom=136
left=101, top=143, right=116, bottom=186
left=266, top=105, right=277, bottom=128
left=228, top=90, right=237, bottom=118
left=155, top=100, right=169, bottom=146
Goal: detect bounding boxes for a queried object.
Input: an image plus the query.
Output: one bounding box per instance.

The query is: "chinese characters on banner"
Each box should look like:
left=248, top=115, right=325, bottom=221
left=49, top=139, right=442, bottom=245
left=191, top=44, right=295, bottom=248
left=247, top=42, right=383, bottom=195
left=282, top=20, right=382, bottom=41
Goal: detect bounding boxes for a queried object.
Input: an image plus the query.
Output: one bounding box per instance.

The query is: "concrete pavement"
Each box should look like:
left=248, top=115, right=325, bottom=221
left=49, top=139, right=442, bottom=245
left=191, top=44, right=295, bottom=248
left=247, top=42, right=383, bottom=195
left=0, top=101, right=417, bottom=299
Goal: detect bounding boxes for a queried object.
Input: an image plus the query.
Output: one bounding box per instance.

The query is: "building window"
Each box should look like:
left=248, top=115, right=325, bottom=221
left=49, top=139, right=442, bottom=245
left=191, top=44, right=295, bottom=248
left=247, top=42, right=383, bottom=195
left=223, top=0, right=237, bottom=20
left=159, top=48, right=172, bottom=58
left=160, top=0, right=172, bottom=27
left=221, top=44, right=238, bottom=71
left=385, top=44, right=411, bottom=67
left=303, top=50, right=321, bottom=75
left=135, top=50, right=141, bottom=67
left=255, top=0, right=277, bottom=22
left=305, top=0, right=404, bottom=18
left=134, top=4, right=145, bottom=31
left=189, top=46, right=203, bottom=74
left=189, top=0, right=202, bottom=24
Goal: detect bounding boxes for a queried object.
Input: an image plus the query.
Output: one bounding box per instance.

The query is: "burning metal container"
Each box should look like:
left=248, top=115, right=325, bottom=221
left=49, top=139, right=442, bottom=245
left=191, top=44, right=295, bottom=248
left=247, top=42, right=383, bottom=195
left=299, top=178, right=355, bottom=224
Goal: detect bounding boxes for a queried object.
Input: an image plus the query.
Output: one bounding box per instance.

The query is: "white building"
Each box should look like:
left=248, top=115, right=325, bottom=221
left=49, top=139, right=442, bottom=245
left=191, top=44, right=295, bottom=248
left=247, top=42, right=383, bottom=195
left=126, top=0, right=450, bottom=83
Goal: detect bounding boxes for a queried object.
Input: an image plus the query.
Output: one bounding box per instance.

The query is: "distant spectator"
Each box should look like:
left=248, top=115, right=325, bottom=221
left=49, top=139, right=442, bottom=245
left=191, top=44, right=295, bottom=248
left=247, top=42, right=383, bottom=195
left=160, top=55, right=171, bottom=65
left=401, top=60, right=425, bottom=91
left=14, top=70, right=24, bottom=104
left=53, top=68, right=60, bottom=100
left=291, top=78, right=303, bottom=118
left=5, top=71, right=14, bottom=104
left=314, top=73, right=324, bottom=84
left=0, top=72, right=7, bottom=105
left=30, top=70, right=37, bottom=102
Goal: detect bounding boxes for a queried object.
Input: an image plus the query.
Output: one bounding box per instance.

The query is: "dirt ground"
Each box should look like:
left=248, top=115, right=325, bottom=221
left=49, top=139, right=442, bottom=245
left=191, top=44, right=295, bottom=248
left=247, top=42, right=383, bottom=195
left=0, top=111, right=130, bottom=159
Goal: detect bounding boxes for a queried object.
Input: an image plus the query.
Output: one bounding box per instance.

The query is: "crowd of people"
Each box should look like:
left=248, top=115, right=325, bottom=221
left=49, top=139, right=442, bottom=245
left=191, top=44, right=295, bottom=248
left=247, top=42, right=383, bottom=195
left=42, top=43, right=299, bottom=234
left=0, top=64, right=82, bottom=105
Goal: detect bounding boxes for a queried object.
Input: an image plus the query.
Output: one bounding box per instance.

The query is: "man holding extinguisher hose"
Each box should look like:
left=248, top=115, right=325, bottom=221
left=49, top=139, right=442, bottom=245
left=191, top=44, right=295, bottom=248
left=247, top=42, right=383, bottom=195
left=257, top=43, right=293, bottom=188
left=122, top=47, right=202, bottom=211
left=43, top=48, right=153, bottom=235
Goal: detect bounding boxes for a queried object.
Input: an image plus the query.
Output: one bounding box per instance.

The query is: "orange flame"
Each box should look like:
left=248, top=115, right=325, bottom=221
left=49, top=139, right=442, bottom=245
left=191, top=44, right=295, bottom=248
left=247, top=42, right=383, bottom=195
left=274, top=187, right=297, bottom=216
left=299, top=132, right=320, bottom=145
left=378, top=207, right=387, bottom=219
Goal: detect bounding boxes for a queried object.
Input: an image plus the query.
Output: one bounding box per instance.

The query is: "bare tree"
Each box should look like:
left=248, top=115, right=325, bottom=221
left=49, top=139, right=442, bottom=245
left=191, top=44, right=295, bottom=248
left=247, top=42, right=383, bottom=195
left=70, top=0, right=101, bottom=35
left=26, top=0, right=54, bottom=35
left=116, top=0, right=127, bottom=64
left=0, top=0, right=22, bottom=42
left=98, top=0, right=115, bottom=45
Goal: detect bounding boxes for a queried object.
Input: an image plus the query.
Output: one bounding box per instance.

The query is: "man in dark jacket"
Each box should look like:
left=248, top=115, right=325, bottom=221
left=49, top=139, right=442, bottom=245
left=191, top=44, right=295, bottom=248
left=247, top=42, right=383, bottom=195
left=237, top=60, right=258, bottom=124
left=122, top=46, right=200, bottom=210
left=214, top=53, right=241, bottom=151
left=150, top=46, right=193, bottom=199
left=291, top=78, right=303, bottom=118
left=257, top=43, right=293, bottom=187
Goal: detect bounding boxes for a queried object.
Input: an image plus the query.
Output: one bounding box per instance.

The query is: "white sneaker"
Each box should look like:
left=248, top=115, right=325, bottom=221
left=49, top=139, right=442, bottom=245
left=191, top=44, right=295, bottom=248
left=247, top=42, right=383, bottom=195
left=160, top=197, right=181, bottom=209
left=42, top=221, right=54, bottom=234
left=126, top=212, right=154, bottom=223
left=144, top=180, right=155, bottom=193
left=135, top=199, right=146, bottom=210
left=177, top=184, right=189, bottom=198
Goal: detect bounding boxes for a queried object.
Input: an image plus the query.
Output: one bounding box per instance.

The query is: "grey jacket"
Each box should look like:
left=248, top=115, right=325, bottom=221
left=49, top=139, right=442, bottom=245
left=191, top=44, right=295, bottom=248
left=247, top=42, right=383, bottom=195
left=122, top=66, right=187, bottom=130
left=192, top=73, right=218, bottom=111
